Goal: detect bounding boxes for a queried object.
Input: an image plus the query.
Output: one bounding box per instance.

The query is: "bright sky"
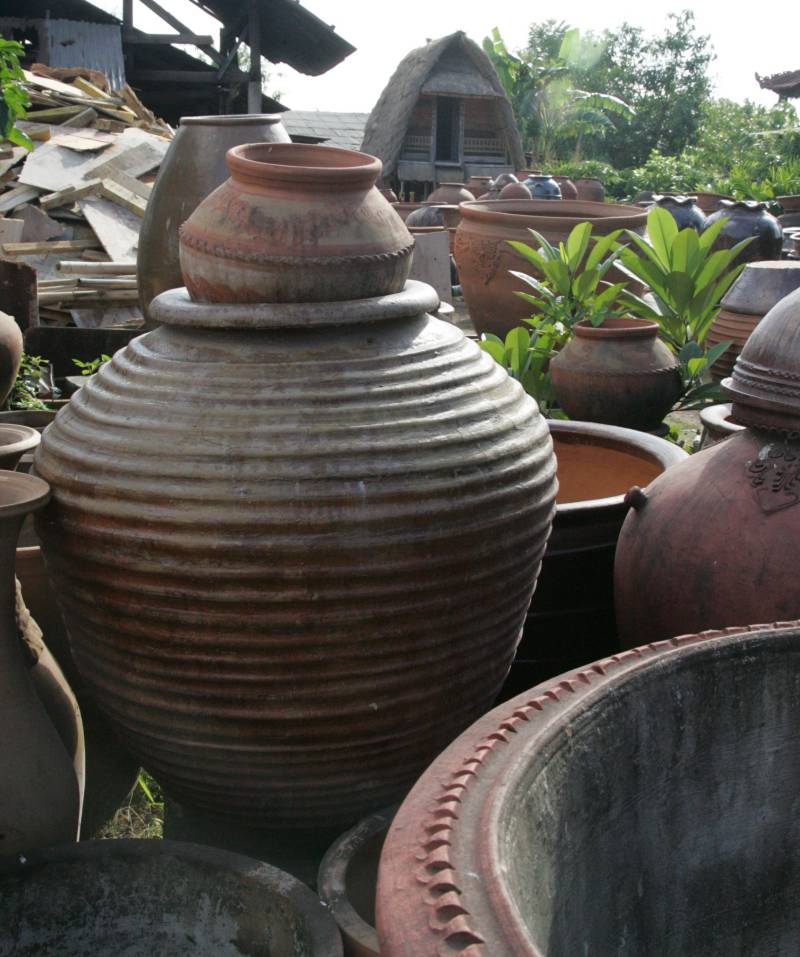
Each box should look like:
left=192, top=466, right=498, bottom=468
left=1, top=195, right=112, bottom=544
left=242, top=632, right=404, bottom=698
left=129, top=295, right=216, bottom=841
left=98, top=0, right=798, bottom=112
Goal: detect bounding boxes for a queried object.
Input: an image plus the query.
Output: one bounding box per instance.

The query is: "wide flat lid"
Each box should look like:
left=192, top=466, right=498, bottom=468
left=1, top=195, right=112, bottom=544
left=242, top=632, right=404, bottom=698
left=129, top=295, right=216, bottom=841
left=722, top=260, right=800, bottom=315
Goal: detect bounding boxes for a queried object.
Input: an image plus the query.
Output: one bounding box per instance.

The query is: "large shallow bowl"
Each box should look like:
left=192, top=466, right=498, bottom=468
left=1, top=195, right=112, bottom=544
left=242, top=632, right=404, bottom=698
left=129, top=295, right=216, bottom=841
left=377, top=621, right=800, bottom=956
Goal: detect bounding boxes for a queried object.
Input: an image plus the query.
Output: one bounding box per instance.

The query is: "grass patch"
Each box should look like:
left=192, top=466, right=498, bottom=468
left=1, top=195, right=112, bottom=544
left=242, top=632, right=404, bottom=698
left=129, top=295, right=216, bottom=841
left=98, top=770, right=164, bottom=840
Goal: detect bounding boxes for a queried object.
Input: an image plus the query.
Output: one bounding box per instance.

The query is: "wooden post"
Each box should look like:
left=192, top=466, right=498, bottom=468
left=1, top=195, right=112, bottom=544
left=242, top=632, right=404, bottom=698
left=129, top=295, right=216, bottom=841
left=247, top=0, right=262, bottom=114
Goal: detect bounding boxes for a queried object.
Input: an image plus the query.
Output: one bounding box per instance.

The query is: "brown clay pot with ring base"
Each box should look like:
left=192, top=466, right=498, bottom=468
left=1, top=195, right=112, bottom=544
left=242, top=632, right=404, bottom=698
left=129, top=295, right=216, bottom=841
left=550, top=318, right=681, bottom=432
left=179, top=143, right=414, bottom=304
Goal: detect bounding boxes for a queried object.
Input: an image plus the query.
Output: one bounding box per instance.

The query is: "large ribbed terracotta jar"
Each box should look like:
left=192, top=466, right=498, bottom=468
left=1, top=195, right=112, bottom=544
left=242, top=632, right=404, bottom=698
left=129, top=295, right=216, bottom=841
left=137, top=113, right=291, bottom=327
left=34, top=280, right=557, bottom=831
left=615, top=285, right=800, bottom=645
left=179, top=143, right=414, bottom=304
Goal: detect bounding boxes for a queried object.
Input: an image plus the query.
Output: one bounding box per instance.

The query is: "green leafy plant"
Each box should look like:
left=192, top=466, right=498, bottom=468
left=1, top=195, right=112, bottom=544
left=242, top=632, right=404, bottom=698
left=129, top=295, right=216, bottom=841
left=0, top=37, right=33, bottom=151
left=479, top=326, right=562, bottom=416
left=675, top=339, right=732, bottom=410
left=72, top=354, right=111, bottom=376
left=6, top=354, right=52, bottom=411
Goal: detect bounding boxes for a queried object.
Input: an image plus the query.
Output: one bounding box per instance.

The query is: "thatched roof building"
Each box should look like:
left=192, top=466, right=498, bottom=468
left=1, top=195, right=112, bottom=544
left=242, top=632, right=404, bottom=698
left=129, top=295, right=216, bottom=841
left=757, top=70, right=800, bottom=100
left=361, top=31, right=524, bottom=194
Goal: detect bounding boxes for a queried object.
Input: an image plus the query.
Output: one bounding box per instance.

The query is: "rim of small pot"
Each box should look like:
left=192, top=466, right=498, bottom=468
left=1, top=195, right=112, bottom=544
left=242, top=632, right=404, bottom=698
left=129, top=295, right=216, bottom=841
left=0, top=469, right=50, bottom=518
left=180, top=113, right=285, bottom=127
left=150, top=279, right=440, bottom=329
left=0, top=423, right=41, bottom=460
left=571, top=317, right=659, bottom=339
left=699, top=402, right=745, bottom=436
left=0, top=838, right=343, bottom=955
left=375, top=620, right=800, bottom=957
left=548, top=420, right=687, bottom=515
left=318, top=806, right=396, bottom=956
left=716, top=198, right=770, bottom=212
left=226, top=142, right=382, bottom=190
left=459, top=198, right=647, bottom=228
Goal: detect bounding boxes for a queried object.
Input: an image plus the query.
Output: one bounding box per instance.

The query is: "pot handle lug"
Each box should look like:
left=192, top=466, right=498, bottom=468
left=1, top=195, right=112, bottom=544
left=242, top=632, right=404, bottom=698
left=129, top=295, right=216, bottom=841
left=624, top=485, right=648, bottom=510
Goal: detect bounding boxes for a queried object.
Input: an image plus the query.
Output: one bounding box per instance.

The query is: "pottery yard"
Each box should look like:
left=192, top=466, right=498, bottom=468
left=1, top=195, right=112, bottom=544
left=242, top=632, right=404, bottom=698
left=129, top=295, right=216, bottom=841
left=2, top=1, right=800, bottom=955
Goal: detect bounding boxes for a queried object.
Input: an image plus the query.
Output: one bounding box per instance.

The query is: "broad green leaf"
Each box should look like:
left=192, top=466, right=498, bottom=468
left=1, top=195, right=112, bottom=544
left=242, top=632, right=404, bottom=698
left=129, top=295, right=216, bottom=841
left=479, top=338, right=507, bottom=365
left=508, top=241, right=547, bottom=270
left=510, top=270, right=557, bottom=299
left=505, top=326, right=530, bottom=376
left=585, top=229, right=623, bottom=270
left=687, top=356, right=705, bottom=377
left=697, top=216, right=728, bottom=252
left=646, top=207, right=678, bottom=270
left=622, top=230, right=669, bottom=274
left=704, top=339, right=733, bottom=367
left=525, top=227, right=559, bottom=260
left=665, top=271, right=695, bottom=311
left=566, top=221, right=592, bottom=270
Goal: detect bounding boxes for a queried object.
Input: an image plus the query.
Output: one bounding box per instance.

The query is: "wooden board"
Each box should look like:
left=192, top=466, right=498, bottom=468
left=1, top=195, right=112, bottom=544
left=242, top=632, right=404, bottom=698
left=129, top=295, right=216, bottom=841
left=52, top=133, right=113, bottom=153
left=70, top=305, right=143, bottom=330
left=78, top=196, right=140, bottom=262
left=0, top=186, right=42, bottom=213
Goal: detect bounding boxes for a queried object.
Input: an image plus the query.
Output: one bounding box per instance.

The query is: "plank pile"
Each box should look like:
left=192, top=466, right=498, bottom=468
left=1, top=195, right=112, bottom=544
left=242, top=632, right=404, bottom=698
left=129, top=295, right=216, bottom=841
left=0, top=67, right=174, bottom=330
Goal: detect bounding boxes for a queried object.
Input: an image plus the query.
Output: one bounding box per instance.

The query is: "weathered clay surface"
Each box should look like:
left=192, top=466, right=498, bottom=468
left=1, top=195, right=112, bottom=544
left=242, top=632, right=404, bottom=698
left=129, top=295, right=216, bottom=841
left=698, top=402, right=745, bottom=448
left=377, top=622, right=800, bottom=957
left=34, top=281, right=557, bottom=830
left=0, top=839, right=343, bottom=955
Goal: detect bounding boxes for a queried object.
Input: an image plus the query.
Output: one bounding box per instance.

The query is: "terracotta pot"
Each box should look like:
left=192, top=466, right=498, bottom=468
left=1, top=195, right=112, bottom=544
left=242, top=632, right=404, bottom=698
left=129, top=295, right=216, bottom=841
left=455, top=199, right=647, bottom=338
left=698, top=402, right=745, bottom=448
left=34, top=280, right=558, bottom=831
left=0, top=310, right=22, bottom=405
left=575, top=176, right=605, bottom=202
left=501, top=420, right=686, bottom=699
left=494, top=173, right=519, bottom=189
left=378, top=187, right=399, bottom=203
left=550, top=318, right=681, bottom=431
left=615, top=286, right=800, bottom=644
left=0, top=839, right=343, bottom=955
left=553, top=175, right=578, bottom=200
left=706, top=199, right=782, bottom=267
left=465, top=175, right=493, bottom=198
left=694, top=190, right=733, bottom=213
left=705, top=261, right=800, bottom=379
left=653, top=193, right=707, bottom=231
left=318, top=807, right=394, bottom=957
left=522, top=173, right=561, bottom=199
left=778, top=194, right=800, bottom=214
left=179, top=143, right=414, bottom=304
left=0, top=423, right=40, bottom=470
left=0, top=471, right=80, bottom=860
left=377, top=620, right=800, bottom=956
left=499, top=181, right=532, bottom=200
left=138, top=113, right=290, bottom=327
left=390, top=202, right=422, bottom=221
left=426, top=182, right=475, bottom=204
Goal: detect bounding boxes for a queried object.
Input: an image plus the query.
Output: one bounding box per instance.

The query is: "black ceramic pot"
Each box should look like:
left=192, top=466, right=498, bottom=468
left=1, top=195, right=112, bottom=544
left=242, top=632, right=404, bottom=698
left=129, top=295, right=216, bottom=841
left=523, top=174, right=562, bottom=200
left=706, top=199, right=782, bottom=267
left=653, top=194, right=707, bottom=231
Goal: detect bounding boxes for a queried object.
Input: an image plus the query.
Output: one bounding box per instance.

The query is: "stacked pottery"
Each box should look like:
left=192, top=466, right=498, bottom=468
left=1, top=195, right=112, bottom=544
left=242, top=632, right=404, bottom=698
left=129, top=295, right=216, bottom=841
left=137, top=113, right=290, bottom=327
left=706, top=199, right=782, bottom=268
left=614, top=285, right=800, bottom=645
left=35, top=144, right=558, bottom=843
left=549, top=317, right=681, bottom=432
left=377, top=621, right=800, bottom=956
left=426, top=182, right=475, bottom=204
left=705, top=260, right=800, bottom=379
left=653, top=194, right=707, bottom=231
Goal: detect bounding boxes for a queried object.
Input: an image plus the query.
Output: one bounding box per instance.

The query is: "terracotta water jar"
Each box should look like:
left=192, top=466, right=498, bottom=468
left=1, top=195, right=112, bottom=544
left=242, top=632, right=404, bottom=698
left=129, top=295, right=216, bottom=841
left=377, top=621, right=800, bottom=956
left=706, top=199, right=782, bottom=268
left=502, top=420, right=686, bottom=699
left=550, top=318, right=681, bottom=431
left=694, top=190, right=733, bottom=213
left=466, top=175, right=493, bottom=198
left=34, top=275, right=558, bottom=832
left=378, top=187, right=399, bottom=203
left=499, top=181, right=532, bottom=200
left=698, top=402, right=745, bottom=448
left=553, top=175, right=578, bottom=200
left=389, top=202, right=423, bottom=221
left=0, top=310, right=21, bottom=405
left=615, top=286, right=800, bottom=645
left=0, top=470, right=81, bottom=860
left=179, top=143, right=414, bottom=304
left=575, top=176, right=605, bottom=202
left=137, top=113, right=290, bottom=327
left=0, top=839, right=343, bottom=955
left=455, top=199, right=647, bottom=337
left=705, top=260, right=800, bottom=379
left=426, top=182, right=475, bottom=204
left=653, top=193, right=707, bottom=231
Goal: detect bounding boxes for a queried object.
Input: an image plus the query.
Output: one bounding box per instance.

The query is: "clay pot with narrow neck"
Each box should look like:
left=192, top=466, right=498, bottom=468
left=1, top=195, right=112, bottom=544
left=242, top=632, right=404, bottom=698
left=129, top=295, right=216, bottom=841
left=34, top=279, right=557, bottom=833
left=0, top=471, right=80, bottom=859
left=615, top=285, right=800, bottom=645
left=653, top=193, right=707, bottom=231
left=550, top=318, right=681, bottom=431
left=454, top=200, right=647, bottom=338
left=377, top=621, right=800, bottom=956
left=465, top=175, right=492, bottom=198
left=706, top=199, right=782, bottom=267
left=426, top=182, right=475, bottom=204
left=575, top=176, right=605, bottom=202
left=179, top=142, right=414, bottom=304
left=523, top=173, right=561, bottom=199
left=137, top=113, right=291, bottom=327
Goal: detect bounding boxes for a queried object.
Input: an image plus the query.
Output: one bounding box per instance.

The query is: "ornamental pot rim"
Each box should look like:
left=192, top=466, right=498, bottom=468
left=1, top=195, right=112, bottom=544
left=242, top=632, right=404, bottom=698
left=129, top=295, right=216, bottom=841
left=226, top=142, right=382, bottom=190
left=180, top=113, right=285, bottom=127
left=572, top=317, right=660, bottom=339
left=459, top=198, right=646, bottom=230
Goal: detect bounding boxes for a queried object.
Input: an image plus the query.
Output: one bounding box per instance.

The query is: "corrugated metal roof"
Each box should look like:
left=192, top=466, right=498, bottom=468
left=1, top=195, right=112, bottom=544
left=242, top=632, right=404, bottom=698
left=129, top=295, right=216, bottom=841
left=281, top=111, right=370, bottom=151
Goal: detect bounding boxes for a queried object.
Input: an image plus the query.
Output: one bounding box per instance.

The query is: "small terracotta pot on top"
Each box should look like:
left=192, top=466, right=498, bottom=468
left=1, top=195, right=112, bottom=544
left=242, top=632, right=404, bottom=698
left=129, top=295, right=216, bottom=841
left=179, top=142, right=414, bottom=304
left=550, top=318, right=681, bottom=432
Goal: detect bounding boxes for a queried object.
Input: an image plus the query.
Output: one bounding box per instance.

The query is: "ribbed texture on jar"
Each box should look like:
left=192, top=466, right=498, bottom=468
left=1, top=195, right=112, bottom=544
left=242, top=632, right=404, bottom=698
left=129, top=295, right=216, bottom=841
left=34, top=314, right=557, bottom=829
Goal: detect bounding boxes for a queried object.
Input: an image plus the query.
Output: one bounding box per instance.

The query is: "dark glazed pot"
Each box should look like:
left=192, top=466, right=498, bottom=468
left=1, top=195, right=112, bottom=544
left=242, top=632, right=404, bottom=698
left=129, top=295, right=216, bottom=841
left=377, top=621, right=800, bottom=957
left=137, top=113, right=290, bottom=327
left=0, top=471, right=80, bottom=860
left=34, top=280, right=558, bottom=832
left=502, top=420, right=686, bottom=699
left=575, top=176, right=605, bottom=202
left=454, top=200, right=647, bottom=337
left=615, top=286, right=800, bottom=644
left=706, top=199, right=782, bottom=268
left=653, top=193, right=707, bottom=231
left=553, top=175, right=578, bottom=200
left=550, top=318, right=681, bottom=431
left=318, top=808, right=394, bottom=957
left=523, top=173, right=561, bottom=199
left=0, top=839, right=343, bottom=955
left=179, top=143, right=414, bottom=304
left=426, top=182, right=475, bottom=204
